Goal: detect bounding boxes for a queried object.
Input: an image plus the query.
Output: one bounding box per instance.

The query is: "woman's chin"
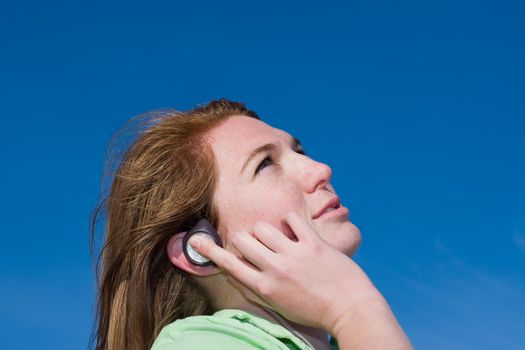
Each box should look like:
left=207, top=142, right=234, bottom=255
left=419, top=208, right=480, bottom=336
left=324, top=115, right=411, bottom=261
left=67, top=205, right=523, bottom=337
left=340, top=223, right=362, bottom=257
left=318, top=221, right=362, bottom=256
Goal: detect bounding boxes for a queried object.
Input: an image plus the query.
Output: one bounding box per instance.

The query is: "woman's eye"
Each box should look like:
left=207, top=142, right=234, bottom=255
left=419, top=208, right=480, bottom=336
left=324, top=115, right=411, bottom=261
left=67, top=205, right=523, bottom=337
left=254, top=148, right=306, bottom=175
left=255, top=155, right=273, bottom=174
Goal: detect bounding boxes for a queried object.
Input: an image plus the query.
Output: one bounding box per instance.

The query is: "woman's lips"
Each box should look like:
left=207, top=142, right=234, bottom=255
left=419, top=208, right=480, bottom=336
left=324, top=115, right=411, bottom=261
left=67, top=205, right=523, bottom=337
left=315, top=205, right=349, bottom=221
left=312, top=196, right=341, bottom=220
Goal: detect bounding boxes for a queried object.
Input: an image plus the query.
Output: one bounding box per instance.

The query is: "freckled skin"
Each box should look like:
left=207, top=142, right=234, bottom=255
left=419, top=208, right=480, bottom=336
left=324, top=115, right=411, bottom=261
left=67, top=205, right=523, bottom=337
left=207, top=115, right=362, bottom=257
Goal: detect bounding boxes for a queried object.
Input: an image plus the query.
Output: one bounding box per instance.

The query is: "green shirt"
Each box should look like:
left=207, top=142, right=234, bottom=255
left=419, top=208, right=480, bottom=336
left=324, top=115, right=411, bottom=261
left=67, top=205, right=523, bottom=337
left=151, top=309, right=339, bottom=350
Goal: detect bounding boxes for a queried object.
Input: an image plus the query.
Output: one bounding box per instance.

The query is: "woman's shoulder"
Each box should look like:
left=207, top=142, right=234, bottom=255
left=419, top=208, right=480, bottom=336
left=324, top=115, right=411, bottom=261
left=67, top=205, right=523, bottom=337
left=151, top=309, right=313, bottom=350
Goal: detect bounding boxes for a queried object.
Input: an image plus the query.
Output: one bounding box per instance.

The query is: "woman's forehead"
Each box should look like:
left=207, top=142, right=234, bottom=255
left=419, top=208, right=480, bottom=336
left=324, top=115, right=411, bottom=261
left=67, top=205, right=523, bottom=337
left=207, top=116, right=291, bottom=156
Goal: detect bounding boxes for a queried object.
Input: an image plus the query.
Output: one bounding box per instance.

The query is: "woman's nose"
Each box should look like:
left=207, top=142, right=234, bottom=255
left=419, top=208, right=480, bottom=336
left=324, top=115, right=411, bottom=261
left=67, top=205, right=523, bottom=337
left=302, top=158, right=333, bottom=193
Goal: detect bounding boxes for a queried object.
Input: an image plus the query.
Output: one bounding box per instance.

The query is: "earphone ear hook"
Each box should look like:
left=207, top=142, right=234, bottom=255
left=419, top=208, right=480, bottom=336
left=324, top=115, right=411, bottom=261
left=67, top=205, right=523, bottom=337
left=182, top=217, right=223, bottom=266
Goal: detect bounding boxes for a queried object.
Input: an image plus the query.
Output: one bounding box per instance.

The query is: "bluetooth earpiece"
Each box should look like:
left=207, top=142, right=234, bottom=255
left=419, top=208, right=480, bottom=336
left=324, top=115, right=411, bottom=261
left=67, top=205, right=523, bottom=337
left=182, top=217, right=223, bottom=266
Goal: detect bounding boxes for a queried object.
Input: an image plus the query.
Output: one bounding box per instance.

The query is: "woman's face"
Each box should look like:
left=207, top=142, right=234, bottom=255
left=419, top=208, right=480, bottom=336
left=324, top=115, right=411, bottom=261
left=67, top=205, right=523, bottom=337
left=207, top=116, right=361, bottom=256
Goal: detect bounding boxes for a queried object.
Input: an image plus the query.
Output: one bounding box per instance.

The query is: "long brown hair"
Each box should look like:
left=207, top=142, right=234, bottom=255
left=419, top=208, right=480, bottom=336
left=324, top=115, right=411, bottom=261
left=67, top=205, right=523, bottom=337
left=89, top=99, right=259, bottom=350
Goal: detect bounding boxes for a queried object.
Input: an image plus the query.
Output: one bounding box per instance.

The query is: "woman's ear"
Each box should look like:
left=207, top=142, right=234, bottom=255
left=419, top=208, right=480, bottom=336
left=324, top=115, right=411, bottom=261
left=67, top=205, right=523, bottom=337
left=166, top=232, right=220, bottom=276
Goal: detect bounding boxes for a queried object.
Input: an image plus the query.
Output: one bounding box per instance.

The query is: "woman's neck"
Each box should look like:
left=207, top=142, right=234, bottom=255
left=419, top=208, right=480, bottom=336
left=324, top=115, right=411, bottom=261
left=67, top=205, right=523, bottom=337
left=203, top=275, right=331, bottom=350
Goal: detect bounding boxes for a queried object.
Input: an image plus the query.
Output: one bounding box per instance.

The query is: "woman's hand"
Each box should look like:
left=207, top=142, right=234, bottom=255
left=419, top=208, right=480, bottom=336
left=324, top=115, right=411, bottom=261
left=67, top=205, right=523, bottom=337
left=191, top=211, right=413, bottom=349
left=189, top=211, right=383, bottom=334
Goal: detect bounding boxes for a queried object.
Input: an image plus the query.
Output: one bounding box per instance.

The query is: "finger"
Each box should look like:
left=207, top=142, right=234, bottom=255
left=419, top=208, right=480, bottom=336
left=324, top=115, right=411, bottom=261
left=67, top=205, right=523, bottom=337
left=284, top=211, right=318, bottom=243
left=190, top=236, right=260, bottom=286
left=231, top=230, right=277, bottom=270
left=252, top=221, right=293, bottom=253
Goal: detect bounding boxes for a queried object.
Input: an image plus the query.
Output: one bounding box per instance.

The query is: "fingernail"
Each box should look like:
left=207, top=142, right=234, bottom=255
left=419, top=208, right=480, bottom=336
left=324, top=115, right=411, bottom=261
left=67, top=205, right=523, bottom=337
left=188, top=236, right=202, bottom=249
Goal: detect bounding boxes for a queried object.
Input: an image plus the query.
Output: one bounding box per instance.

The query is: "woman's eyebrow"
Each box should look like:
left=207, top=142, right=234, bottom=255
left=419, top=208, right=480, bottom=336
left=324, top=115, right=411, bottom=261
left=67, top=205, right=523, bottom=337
left=240, top=136, right=302, bottom=174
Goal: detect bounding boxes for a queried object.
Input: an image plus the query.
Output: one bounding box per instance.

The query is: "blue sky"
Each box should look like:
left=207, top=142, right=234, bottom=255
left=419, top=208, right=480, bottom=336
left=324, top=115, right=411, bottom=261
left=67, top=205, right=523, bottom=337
left=1, top=1, right=524, bottom=349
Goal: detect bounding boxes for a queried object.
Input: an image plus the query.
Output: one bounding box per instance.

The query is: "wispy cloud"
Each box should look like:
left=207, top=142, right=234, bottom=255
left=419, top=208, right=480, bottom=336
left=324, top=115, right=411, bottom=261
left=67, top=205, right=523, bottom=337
left=396, top=237, right=525, bottom=350
left=512, top=229, right=525, bottom=254
left=432, top=236, right=450, bottom=256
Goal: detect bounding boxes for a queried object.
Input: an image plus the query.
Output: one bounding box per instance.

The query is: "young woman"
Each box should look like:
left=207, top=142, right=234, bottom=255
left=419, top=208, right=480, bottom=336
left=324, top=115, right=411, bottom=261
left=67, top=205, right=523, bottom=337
left=90, top=99, right=413, bottom=350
